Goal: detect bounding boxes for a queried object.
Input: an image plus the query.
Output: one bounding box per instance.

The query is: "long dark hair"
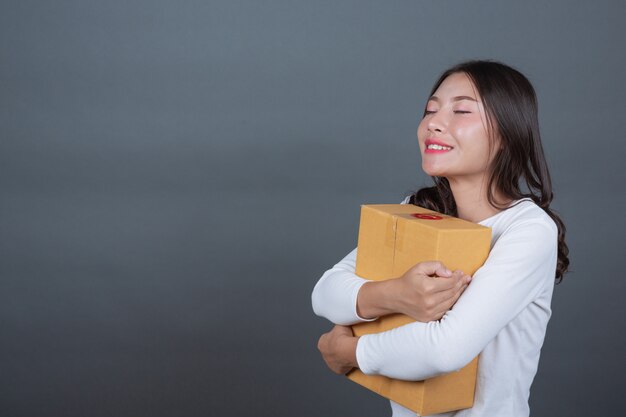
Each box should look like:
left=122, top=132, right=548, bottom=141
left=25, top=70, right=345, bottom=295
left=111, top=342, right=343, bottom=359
left=409, top=60, right=569, bottom=282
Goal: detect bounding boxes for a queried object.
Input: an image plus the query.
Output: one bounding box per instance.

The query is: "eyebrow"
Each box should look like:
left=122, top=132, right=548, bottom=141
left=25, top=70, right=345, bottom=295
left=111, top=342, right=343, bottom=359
left=428, top=95, right=478, bottom=102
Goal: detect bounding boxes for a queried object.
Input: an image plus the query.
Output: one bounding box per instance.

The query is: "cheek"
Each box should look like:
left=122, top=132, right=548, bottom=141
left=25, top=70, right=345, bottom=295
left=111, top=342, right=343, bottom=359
left=417, top=120, right=428, bottom=143
left=454, top=117, right=478, bottom=133
left=454, top=121, right=489, bottom=147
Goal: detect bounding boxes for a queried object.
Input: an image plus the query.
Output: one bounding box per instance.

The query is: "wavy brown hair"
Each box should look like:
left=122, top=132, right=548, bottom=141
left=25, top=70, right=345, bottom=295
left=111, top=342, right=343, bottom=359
left=409, top=60, right=569, bottom=282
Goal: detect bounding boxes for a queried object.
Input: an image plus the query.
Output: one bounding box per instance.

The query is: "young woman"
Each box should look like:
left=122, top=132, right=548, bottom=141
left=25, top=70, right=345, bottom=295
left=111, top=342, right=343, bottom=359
left=311, top=60, right=569, bottom=417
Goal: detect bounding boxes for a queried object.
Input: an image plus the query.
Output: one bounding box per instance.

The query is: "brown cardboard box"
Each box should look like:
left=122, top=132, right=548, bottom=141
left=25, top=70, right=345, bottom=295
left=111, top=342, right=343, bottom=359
left=348, top=204, right=491, bottom=415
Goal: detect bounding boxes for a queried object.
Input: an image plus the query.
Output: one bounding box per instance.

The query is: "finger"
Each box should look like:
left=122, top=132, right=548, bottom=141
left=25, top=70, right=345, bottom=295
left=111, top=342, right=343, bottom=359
left=439, top=277, right=470, bottom=306
left=430, top=273, right=467, bottom=302
left=432, top=283, right=468, bottom=319
left=450, top=282, right=468, bottom=305
left=413, top=261, right=452, bottom=277
left=428, top=270, right=465, bottom=293
left=433, top=278, right=464, bottom=304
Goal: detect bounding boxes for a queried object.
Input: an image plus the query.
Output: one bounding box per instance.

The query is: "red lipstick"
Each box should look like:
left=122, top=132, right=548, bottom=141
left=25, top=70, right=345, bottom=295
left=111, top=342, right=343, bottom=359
left=424, top=139, right=453, bottom=154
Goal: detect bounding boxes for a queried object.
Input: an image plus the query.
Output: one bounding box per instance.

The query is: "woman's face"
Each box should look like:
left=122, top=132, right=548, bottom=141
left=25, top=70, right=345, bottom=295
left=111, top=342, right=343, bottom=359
left=417, top=72, right=498, bottom=183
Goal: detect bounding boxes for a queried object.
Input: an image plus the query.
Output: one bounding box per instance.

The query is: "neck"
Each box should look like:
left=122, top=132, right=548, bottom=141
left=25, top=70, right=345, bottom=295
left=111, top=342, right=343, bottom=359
left=447, top=176, right=509, bottom=223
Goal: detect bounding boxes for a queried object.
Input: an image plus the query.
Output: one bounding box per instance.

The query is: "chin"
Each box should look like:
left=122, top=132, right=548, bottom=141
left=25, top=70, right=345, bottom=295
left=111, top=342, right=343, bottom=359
left=421, top=163, right=447, bottom=178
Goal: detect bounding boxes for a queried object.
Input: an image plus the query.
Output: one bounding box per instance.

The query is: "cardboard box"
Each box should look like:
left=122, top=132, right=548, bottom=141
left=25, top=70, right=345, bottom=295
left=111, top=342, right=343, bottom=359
left=348, top=204, right=491, bottom=415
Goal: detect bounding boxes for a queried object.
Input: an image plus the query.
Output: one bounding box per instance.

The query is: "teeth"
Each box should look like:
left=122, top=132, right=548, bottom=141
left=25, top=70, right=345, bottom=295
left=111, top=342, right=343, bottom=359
left=427, top=144, right=452, bottom=150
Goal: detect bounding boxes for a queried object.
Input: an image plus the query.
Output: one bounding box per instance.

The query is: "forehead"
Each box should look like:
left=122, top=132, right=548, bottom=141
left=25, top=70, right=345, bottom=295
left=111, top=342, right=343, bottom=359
left=430, top=72, right=480, bottom=101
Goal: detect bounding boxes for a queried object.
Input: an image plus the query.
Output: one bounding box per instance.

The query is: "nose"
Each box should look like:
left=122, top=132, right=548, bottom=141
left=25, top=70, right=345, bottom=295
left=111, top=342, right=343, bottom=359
left=427, top=110, right=446, bottom=133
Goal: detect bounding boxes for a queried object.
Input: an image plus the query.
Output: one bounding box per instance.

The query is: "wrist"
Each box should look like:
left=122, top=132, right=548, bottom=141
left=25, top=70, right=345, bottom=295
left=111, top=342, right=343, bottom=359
left=343, top=336, right=359, bottom=369
left=357, top=281, right=394, bottom=319
left=381, top=278, right=400, bottom=314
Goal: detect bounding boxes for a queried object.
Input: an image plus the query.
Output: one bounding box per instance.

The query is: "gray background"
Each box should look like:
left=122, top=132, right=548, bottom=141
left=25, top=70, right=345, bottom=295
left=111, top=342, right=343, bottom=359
left=1, top=1, right=624, bottom=416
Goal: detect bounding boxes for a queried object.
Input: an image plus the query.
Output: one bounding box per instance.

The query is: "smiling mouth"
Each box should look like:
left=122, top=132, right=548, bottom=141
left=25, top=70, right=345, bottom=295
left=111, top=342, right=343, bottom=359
left=426, top=144, right=452, bottom=151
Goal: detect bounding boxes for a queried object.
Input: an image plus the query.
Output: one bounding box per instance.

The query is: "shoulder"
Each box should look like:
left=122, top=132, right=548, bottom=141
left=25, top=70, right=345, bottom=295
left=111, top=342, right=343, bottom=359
left=489, top=199, right=558, bottom=247
left=478, top=200, right=558, bottom=281
left=506, top=199, right=556, bottom=231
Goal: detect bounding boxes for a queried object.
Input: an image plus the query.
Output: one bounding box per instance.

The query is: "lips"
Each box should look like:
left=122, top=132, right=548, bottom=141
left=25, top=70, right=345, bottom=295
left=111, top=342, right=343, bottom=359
left=424, top=138, right=453, bottom=153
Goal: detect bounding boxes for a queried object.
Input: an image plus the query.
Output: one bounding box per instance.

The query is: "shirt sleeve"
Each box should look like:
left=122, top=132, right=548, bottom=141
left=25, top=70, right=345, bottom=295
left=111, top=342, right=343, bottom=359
left=355, top=218, right=558, bottom=380
left=311, top=248, right=377, bottom=325
left=311, top=196, right=412, bottom=325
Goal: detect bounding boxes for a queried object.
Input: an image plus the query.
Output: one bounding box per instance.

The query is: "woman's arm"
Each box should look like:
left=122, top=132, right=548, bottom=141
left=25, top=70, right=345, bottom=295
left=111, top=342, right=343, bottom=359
left=311, top=248, right=373, bottom=326
left=312, top=250, right=471, bottom=325
left=357, top=262, right=470, bottom=322
left=312, top=197, right=411, bottom=325
left=354, top=219, right=558, bottom=380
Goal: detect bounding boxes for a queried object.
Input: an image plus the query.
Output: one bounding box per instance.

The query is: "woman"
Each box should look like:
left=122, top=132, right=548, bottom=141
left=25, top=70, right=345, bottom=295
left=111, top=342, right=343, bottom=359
left=311, top=60, right=569, bottom=417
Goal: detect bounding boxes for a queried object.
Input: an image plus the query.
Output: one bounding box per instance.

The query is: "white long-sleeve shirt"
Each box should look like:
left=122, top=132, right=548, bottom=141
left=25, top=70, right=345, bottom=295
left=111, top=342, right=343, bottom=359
left=312, top=198, right=558, bottom=417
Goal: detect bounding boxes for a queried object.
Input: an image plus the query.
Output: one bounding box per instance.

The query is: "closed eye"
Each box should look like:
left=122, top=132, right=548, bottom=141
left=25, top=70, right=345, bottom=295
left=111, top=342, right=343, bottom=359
left=454, top=110, right=471, bottom=114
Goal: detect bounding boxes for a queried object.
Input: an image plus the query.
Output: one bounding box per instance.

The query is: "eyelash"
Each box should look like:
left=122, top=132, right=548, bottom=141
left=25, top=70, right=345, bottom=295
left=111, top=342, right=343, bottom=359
left=423, top=110, right=471, bottom=115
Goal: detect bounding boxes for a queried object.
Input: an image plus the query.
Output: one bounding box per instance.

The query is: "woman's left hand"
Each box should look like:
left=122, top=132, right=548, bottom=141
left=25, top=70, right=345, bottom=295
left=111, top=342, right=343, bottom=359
left=317, top=325, right=359, bottom=375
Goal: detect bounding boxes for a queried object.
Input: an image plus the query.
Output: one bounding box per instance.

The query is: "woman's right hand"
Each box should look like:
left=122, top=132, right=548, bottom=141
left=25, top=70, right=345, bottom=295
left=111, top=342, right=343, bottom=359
left=357, top=261, right=471, bottom=322
left=392, top=261, right=471, bottom=321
